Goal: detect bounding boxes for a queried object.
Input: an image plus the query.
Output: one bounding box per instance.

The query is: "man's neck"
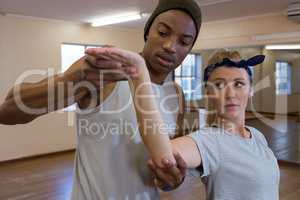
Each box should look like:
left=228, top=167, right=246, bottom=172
left=148, top=67, right=169, bottom=85
left=143, top=57, right=169, bottom=85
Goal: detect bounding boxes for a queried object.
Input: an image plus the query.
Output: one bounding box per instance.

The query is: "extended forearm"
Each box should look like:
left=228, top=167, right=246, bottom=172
left=129, top=67, right=175, bottom=167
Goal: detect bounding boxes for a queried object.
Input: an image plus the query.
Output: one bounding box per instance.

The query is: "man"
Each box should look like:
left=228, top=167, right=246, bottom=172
left=0, top=0, right=202, bottom=199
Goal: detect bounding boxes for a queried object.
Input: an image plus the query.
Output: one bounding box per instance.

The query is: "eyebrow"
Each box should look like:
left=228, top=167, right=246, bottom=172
left=157, top=22, right=171, bottom=30
left=157, top=22, right=194, bottom=39
left=212, top=78, right=246, bottom=82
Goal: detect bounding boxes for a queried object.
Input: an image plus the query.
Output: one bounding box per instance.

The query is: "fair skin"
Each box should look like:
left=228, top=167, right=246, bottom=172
left=88, top=47, right=254, bottom=176
left=206, top=67, right=253, bottom=138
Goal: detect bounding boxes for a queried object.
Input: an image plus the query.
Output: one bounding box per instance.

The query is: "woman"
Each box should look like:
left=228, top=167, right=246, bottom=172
left=85, top=47, right=280, bottom=200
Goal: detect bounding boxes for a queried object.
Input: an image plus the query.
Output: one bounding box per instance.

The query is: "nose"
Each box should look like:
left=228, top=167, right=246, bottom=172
left=225, top=85, right=236, bottom=99
left=162, top=37, right=176, bottom=53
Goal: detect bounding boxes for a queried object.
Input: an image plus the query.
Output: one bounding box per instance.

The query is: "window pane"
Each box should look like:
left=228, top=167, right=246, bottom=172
left=61, top=44, right=85, bottom=72
left=181, top=55, right=195, bottom=76
left=175, top=66, right=182, bottom=76
left=174, top=54, right=202, bottom=100
left=275, top=61, right=292, bottom=95
left=61, top=44, right=86, bottom=111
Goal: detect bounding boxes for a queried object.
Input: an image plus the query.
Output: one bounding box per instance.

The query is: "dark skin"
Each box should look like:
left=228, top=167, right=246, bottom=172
left=86, top=9, right=197, bottom=190
left=142, top=10, right=196, bottom=84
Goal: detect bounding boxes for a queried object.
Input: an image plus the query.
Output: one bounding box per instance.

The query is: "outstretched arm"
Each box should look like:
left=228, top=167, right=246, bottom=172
left=85, top=47, right=202, bottom=168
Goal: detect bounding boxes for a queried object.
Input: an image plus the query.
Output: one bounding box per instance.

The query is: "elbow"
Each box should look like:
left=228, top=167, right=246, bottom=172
left=0, top=100, right=37, bottom=125
left=0, top=113, right=36, bottom=125
left=0, top=117, right=36, bottom=125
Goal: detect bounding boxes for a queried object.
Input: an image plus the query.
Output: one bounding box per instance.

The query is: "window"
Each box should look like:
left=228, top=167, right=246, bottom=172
left=61, top=43, right=101, bottom=72
left=275, top=61, right=292, bottom=95
left=61, top=43, right=101, bottom=111
left=174, top=54, right=202, bottom=100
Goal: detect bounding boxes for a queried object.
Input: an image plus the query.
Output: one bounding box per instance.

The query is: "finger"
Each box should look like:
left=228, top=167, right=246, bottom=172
left=86, top=47, right=143, bottom=75
left=86, top=55, right=122, bottom=69
left=102, top=44, right=115, bottom=48
left=155, top=178, right=169, bottom=189
left=85, top=50, right=112, bottom=61
left=94, top=60, right=122, bottom=69
left=161, top=157, right=176, bottom=169
left=163, top=166, right=183, bottom=184
left=123, top=66, right=139, bottom=77
left=85, top=47, right=122, bottom=62
left=147, top=159, right=157, bottom=172
left=173, top=152, right=187, bottom=174
left=96, top=47, right=138, bottom=66
left=85, top=48, right=110, bottom=59
left=85, top=73, right=128, bottom=82
left=155, top=168, right=175, bottom=188
left=84, top=68, right=129, bottom=78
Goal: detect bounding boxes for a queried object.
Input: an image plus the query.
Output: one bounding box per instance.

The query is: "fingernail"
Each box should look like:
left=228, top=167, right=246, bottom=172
left=163, top=158, right=169, bottom=164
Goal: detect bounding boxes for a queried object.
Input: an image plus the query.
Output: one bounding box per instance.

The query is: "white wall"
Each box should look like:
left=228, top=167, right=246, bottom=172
left=194, top=13, right=300, bottom=50
left=0, top=15, right=144, bottom=162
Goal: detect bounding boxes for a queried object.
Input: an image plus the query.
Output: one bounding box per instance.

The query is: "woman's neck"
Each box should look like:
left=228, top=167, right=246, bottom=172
left=213, top=116, right=250, bottom=138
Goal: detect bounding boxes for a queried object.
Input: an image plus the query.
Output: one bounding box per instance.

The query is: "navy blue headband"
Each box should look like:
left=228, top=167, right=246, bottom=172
left=203, top=55, right=265, bottom=82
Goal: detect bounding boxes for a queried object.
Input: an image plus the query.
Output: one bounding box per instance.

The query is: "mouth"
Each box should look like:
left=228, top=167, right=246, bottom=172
left=156, top=54, right=174, bottom=68
left=225, top=104, right=240, bottom=110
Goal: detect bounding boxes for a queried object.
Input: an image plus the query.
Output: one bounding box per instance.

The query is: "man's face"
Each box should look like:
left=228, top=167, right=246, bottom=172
left=143, top=10, right=197, bottom=74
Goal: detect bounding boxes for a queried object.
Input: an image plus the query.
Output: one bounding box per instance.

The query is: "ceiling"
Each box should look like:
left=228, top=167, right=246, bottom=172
left=0, top=0, right=289, bottom=28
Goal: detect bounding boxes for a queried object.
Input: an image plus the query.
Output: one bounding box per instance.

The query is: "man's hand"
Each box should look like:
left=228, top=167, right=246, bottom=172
left=63, top=46, right=141, bottom=90
left=148, top=152, right=187, bottom=191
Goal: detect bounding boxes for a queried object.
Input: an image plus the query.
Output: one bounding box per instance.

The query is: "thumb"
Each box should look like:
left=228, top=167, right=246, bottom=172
left=162, top=157, right=176, bottom=168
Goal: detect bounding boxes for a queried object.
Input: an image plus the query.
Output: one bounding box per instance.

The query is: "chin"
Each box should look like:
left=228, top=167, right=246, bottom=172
left=222, top=112, right=241, bottom=122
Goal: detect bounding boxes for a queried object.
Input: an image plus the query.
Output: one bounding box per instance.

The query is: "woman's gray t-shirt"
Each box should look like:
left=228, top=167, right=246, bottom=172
left=188, top=126, right=280, bottom=200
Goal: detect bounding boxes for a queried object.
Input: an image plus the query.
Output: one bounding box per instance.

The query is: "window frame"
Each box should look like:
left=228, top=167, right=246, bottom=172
left=173, top=53, right=202, bottom=101
left=275, top=60, right=292, bottom=96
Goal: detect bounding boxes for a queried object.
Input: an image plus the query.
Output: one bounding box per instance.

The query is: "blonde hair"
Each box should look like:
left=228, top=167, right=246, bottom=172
left=205, top=49, right=242, bottom=126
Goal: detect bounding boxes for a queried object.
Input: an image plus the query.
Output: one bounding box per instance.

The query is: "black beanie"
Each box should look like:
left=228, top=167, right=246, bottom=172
left=144, top=0, right=202, bottom=44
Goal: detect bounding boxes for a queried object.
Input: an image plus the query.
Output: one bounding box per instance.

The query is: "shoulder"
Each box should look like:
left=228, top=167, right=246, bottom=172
left=188, top=127, right=224, bottom=142
left=247, top=126, right=269, bottom=146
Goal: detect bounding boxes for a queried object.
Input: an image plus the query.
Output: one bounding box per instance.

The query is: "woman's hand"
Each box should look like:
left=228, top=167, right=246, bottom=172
left=85, top=47, right=147, bottom=81
left=148, top=152, right=187, bottom=191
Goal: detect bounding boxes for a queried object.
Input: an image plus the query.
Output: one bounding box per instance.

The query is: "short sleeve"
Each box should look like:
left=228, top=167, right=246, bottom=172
left=187, top=129, right=221, bottom=177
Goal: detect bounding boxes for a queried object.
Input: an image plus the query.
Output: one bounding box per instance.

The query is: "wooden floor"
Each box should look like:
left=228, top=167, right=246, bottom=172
left=0, top=151, right=300, bottom=200
left=0, top=115, right=299, bottom=200
left=246, top=115, right=300, bottom=163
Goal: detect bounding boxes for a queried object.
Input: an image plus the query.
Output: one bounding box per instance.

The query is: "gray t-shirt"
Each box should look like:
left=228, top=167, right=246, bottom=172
left=72, top=81, right=179, bottom=200
left=188, top=126, right=280, bottom=200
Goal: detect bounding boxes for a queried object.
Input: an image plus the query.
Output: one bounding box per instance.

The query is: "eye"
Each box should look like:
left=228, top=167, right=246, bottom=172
left=158, top=30, right=168, bottom=37
left=234, top=81, right=245, bottom=88
left=180, top=39, right=192, bottom=46
left=214, top=82, right=225, bottom=89
left=157, top=26, right=169, bottom=37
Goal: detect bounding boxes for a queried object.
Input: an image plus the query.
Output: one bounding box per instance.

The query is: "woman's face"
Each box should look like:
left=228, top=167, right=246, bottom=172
left=206, top=66, right=252, bottom=123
